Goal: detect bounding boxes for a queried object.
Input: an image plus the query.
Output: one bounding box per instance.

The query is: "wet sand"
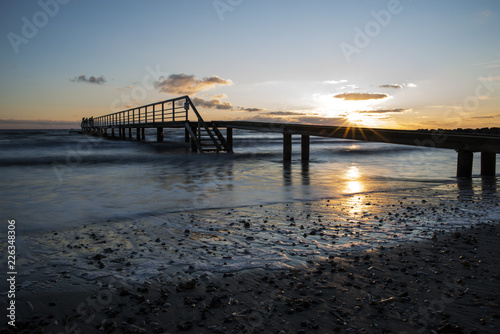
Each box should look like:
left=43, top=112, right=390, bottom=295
left=2, top=181, right=499, bottom=333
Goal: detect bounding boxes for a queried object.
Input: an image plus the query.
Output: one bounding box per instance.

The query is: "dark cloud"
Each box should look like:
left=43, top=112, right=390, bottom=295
left=0, top=119, right=79, bottom=129
left=242, top=114, right=345, bottom=126
left=295, top=116, right=346, bottom=126
left=357, top=108, right=409, bottom=114
left=240, top=107, right=265, bottom=112
left=334, top=93, right=388, bottom=101
left=192, top=97, right=233, bottom=110
left=154, top=74, right=231, bottom=95
left=263, top=111, right=309, bottom=116
left=70, top=75, right=106, bottom=85
left=379, top=84, right=402, bottom=89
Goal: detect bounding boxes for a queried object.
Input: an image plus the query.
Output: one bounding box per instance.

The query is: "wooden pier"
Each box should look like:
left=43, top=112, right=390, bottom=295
left=82, top=96, right=500, bottom=178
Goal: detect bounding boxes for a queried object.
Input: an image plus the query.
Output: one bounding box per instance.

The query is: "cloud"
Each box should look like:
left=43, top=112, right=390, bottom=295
left=480, top=75, right=500, bottom=81
left=296, top=116, right=346, bottom=126
left=263, top=111, right=309, bottom=116
left=357, top=108, right=410, bottom=114
left=70, top=75, right=106, bottom=85
left=240, top=107, right=265, bottom=112
left=405, top=83, right=417, bottom=88
left=324, top=80, right=347, bottom=85
left=0, top=119, right=79, bottom=129
left=379, top=84, right=402, bottom=89
left=470, top=114, right=500, bottom=119
left=334, top=92, right=389, bottom=101
left=473, top=9, right=496, bottom=24
left=191, top=96, right=265, bottom=113
left=192, top=97, right=233, bottom=110
left=154, top=74, right=232, bottom=95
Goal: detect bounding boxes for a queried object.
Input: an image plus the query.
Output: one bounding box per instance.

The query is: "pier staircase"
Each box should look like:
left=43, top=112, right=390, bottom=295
left=184, top=98, right=231, bottom=153
left=82, top=95, right=231, bottom=153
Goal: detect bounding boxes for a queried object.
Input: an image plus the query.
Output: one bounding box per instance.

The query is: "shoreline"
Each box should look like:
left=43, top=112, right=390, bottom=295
left=3, top=222, right=500, bottom=333
left=1, top=180, right=499, bottom=333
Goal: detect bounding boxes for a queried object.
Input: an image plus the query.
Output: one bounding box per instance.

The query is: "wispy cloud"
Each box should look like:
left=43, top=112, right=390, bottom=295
left=480, top=75, right=500, bottom=81
left=357, top=108, right=410, bottom=114
left=470, top=114, right=500, bottom=119
left=324, top=80, right=348, bottom=85
left=0, top=119, right=79, bottom=129
left=154, top=74, right=232, bottom=95
left=473, top=9, right=496, bottom=24
left=296, top=116, right=346, bottom=126
left=70, top=75, right=106, bottom=85
left=334, top=92, right=389, bottom=101
left=240, top=107, right=265, bottom=112
left=379, top=84, right=402, bottom=89
left=192, top=97, right=233, bottom=110
left=192, top=97, right=265, bottom=113
left=263, top=111, right=309, bottom=116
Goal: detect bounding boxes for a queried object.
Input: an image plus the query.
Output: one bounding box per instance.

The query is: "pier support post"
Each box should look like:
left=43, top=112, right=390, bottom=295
left=301, top=135, right=310, bottom=161
left=136, top=128, right=140, bottom=141
left=157, top=127, right=164, bottom=142
left=457, top=150, right=474, bottom=178
left=185, top=127, right=190, bottom=143
left=190, top=124, right=198, bottom=152
left=227, top=127, right=233, bottom=153
left=128, top=128, right=132, bottom=139
left=111, top=128, right=115, bottom=137
left=141, top=128, right=145, bottom=141
left=481, top=152, right=496, bottom=177
left=283, top=133, right=292, bottom=161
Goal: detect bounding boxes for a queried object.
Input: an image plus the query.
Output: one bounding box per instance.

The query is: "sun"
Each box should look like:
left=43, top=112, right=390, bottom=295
left=345, top=111, right=365, bottom=124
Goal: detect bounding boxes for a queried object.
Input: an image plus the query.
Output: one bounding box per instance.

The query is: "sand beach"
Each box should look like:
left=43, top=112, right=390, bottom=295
left=2, top=180, right=499, bottom=333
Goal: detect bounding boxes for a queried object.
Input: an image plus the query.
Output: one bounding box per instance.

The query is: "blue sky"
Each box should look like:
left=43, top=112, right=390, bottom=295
left=1, top=0, right=499, bottom=129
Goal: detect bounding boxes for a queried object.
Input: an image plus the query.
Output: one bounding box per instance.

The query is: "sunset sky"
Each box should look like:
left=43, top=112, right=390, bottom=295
left=1, top=0, right=499, bottom=129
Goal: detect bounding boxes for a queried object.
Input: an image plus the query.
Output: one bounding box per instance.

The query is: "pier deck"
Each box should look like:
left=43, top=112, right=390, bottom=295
left=81, top=96, right=500, bottom=178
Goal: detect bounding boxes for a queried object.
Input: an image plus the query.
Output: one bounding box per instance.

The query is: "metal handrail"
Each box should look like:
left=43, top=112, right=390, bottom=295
left=81, top=95, right=230, bottom=153
left=83, top=96, right=191, bottom=129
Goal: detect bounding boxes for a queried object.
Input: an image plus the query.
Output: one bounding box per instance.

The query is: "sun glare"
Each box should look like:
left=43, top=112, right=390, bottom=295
left=345, top=112, right=365, bottom=124
left=312, top=93, right=387, bottom=127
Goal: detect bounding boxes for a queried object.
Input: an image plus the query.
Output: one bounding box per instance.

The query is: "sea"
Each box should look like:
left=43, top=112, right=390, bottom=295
left=1, top=128, right=499, bottom=277
left=0, top=128, right=498, bottom=233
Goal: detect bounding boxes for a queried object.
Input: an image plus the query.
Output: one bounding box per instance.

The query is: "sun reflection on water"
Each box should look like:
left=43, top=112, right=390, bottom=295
left=344, top=166, right=364, bottom=194
left=344, top=166, right=366, bottom=216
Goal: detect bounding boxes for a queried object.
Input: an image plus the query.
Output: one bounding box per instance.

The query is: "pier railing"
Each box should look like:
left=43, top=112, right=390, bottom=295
left=83, top=96, right=191, bottom=129
left=81, top=95, right=231, bottom=153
